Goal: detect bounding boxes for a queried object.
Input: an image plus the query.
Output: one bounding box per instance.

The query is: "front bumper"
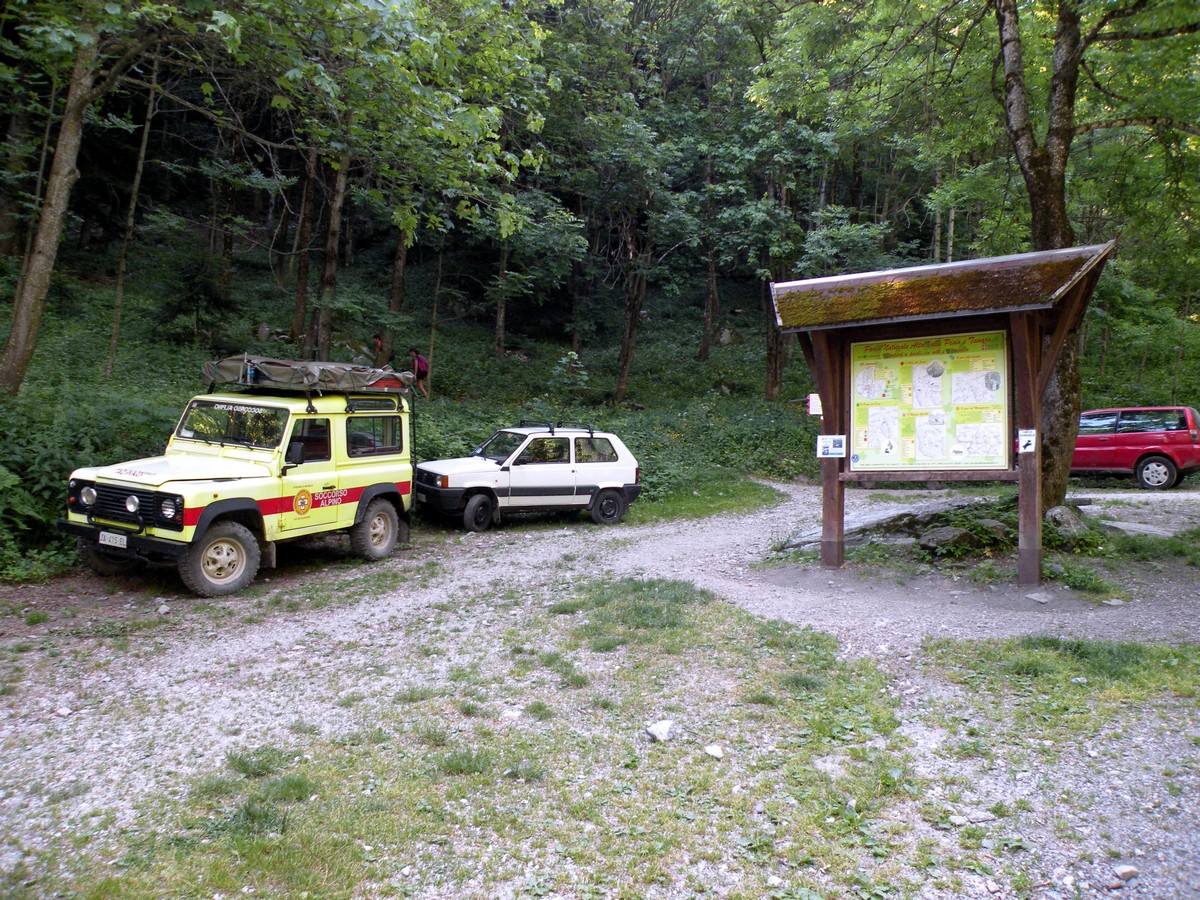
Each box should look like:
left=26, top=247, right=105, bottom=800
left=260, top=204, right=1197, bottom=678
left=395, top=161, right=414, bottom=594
left=58, top=520, right=189, bottom=560
left=414, top=483, right=467, bottom=513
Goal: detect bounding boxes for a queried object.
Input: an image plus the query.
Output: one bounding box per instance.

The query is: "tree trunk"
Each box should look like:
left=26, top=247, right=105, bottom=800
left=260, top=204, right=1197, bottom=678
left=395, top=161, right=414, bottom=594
left=381, top=227, right=409, bottom=365
left=698, top=246, right=719, bottom=362
left=305, top=152, right=350, bottom=361
left=763, top=276, right=784, bottom=401
left=995, top=0, right=1083, bottom=510
left=289, top=149, right=318, bottom=341
left=105, top=58, right=158, bottom=379
left=220, top=182, right=235, bottom=301
left=614, top=216, right=650, bottom=405
left=428, top=243, right=445, bottom=396
left=494, top=239, right=510, bottom=360
left=0, top=38, right=97, bottom=395
left=614, top=264, right=648, bottom=405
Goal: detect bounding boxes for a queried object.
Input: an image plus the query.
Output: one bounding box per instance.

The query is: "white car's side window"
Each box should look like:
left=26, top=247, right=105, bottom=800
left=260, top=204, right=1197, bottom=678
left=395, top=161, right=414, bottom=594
left=520, top=438, right=570, bottom=464
left=576, top=437, right=618, bottom=463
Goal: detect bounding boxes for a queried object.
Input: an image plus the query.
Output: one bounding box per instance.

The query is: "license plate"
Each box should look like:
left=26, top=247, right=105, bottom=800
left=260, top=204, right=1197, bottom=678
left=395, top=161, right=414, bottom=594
left=98, top=531, right=127, bottom=549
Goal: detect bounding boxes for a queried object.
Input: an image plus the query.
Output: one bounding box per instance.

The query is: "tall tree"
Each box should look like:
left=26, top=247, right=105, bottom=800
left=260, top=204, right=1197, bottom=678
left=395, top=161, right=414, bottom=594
left=753, top=0, right=1200, bottom=505
left=0, top=3, right=175, bottom=394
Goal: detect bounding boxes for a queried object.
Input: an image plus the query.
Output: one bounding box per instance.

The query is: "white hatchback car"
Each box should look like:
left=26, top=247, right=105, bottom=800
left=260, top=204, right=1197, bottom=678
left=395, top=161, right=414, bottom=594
left=414, top=423, right=642, bottom=531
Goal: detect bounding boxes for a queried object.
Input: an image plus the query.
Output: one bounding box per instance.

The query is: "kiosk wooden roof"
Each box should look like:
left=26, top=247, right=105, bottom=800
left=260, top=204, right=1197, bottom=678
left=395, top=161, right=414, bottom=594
left=771, top=242, right=1115, bottom=585
left=772, top=243, right=1114, bottom=333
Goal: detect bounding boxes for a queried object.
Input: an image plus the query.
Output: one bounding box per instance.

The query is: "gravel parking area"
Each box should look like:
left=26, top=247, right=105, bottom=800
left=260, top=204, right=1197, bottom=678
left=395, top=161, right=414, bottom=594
left=1, top=483, right=1198, bottom=897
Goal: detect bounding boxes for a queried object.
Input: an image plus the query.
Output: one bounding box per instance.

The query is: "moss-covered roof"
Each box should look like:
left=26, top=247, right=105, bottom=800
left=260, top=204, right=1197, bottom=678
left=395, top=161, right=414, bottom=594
left=772, top=244, right=1114, bottom=331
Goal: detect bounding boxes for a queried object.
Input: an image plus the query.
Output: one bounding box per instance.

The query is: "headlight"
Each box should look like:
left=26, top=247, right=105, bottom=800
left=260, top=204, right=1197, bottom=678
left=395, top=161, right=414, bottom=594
left=161, top=498, right=177, bottom=518
left=125, top=495, right=140, bottom=514
left=80, top=486, right=97, bottom=506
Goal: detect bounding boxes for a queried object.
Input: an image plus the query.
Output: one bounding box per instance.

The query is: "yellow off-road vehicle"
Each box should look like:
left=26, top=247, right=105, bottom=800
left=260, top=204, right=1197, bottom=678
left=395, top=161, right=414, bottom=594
left=59, top=356, right=414, bottom=597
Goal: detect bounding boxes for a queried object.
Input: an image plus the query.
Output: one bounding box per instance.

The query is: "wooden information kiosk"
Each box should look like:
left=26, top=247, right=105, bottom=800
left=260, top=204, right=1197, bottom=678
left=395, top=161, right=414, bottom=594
left=772, top=243, right=1114, bottom=585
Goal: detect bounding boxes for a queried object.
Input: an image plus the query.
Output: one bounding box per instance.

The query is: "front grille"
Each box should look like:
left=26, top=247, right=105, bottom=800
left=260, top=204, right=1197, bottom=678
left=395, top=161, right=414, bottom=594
left=90, top=485, right=183, bottom=531
left=93, top=485, right=158, bottom=523
left=416, top=469, right=439, bottom=487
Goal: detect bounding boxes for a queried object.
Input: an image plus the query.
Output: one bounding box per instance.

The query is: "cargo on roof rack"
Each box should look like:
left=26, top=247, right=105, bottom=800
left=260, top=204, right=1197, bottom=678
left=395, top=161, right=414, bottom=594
left=201, top=355, right=415, bottom=394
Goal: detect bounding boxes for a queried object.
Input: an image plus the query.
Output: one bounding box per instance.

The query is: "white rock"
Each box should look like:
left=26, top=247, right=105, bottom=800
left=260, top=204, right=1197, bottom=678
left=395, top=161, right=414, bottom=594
left=703, top=744, right=724, bottom=759
left=766, top=875, right=784, bottom=887
left=949, top=815, right=969, bottom=826
left=55, top=707, right=72, bottom=718
left=1113, top=864, right=1139, bottom=882
left=646, top=720, right=676, bottom=742
left=968, top=811, right=996, bottom=823
left=986, top=880, right=1001, bottom=894
left=158, top=604, right=171, bottom=615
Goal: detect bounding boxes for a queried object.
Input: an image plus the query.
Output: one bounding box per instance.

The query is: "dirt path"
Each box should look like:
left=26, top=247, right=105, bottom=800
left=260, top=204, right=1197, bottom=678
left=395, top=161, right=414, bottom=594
left=2, top=484, right=1199, bottom=896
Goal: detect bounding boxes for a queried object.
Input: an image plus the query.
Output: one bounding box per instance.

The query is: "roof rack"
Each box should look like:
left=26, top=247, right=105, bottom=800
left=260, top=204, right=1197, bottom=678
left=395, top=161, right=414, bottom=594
left=202, top=354, right=415, bottom=395
left=556, top=421, right=596, bottom=436
left=516, top=420, right=597, bottom=436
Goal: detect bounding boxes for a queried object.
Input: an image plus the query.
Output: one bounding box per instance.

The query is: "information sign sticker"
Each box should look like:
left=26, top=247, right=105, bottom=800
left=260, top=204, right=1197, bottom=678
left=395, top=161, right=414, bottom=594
left=1017, top=429, right=1037, bottom=453
left=817, top=435, right=847, bottom=458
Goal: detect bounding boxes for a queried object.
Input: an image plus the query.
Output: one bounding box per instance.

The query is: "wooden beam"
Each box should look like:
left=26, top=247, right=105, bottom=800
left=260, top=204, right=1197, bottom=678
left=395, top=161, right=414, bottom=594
left=841, top=470, right=1017, bottom=482
left=809, top=330, right=846, bottom=569
left=1010, top=312, right=1043, bottom=585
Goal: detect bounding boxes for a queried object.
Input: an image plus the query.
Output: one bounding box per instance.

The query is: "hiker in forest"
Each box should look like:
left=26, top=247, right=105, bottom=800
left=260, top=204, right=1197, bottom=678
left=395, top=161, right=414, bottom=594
left=409, top=347, right=430, bottom=399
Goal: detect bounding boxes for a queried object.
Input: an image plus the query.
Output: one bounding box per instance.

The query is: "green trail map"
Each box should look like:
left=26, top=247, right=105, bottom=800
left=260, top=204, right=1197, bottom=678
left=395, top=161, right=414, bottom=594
left=849, top=331, right=1009, bottom=471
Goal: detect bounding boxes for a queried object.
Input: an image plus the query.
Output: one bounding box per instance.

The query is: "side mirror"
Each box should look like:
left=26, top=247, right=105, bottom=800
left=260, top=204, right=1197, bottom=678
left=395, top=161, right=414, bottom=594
left=286, top=440, right=305, bottom=466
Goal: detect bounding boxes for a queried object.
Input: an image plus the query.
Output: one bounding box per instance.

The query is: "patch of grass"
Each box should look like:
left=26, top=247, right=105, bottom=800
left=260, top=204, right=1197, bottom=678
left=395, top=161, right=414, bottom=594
left=1049, top=561, right=1124, bottom=597
left=525, top=700, right=553, bottom=720
left=922, top=635, right=1200, bottom=738
left=627, top=471, right=782, bottom=523
left=436, top=747, right=494, bottom=776
left=1098, top=528, right=1200, bottom=567
left=225, top=746, right=291, bottom=779
left=257, top=774, right=319, bottom=803
left=455, top=700, right=484, bottom=717
left=336, top=691, right=366, bottom=708
left=394, top=685, right=439, bottom=703
left=24, top=611, right=49, bottom=626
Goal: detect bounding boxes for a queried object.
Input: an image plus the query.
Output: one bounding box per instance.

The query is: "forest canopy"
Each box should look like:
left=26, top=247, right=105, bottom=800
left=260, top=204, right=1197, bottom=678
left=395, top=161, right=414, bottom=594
left=0, top=0, right=1198, bottom=567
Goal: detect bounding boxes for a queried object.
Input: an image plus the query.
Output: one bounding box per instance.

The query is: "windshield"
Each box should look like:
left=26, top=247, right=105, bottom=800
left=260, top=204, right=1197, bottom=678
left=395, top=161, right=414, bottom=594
left=472, top=430, right=527, bottom=461
left=176, top=400, right=288, bottom=449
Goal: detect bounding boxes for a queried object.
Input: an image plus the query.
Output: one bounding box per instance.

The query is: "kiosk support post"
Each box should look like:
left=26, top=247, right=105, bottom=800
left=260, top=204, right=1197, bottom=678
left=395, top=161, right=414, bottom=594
left=1010, top=313, right=1043, bottom=585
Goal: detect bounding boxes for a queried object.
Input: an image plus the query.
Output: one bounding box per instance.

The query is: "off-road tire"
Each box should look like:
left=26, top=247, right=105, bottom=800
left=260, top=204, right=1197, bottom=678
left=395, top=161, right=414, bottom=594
left=78, top=539, right=145, bottom=576
left=590, top=489, right=626, bottom=525
left=463, top=494, right=494, bottom=532
left=350, top=498, right=402, bottom=560
left=1136, top=455, right=1177, bottom=490
left=179, top=521, right=260, bottom=597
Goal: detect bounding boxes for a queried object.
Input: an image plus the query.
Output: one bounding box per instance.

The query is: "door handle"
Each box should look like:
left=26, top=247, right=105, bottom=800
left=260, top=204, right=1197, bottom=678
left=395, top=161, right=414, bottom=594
left=322, top=484, right=336, bottom=490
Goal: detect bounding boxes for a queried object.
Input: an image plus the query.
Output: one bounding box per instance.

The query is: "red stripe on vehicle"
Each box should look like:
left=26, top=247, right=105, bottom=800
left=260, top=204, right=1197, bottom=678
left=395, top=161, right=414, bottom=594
left=186, top=483, right=410, bottom=524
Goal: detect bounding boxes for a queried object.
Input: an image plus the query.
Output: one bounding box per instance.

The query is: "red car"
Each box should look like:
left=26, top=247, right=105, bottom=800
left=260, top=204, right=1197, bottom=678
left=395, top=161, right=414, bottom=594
left=1072, top=406, right=1200, bottom=489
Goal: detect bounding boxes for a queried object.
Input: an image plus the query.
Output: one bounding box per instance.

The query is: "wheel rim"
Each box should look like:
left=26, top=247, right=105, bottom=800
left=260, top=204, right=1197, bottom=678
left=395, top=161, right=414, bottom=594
left=1143, top=462, right=1171, bottom=486
left=473, top=503, right=490, bottom=527
left=201, top=539, right=245, bottom=584
left=599, top=497, right=619, bottom=520
left=369, top=513, right=393, bottom=548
